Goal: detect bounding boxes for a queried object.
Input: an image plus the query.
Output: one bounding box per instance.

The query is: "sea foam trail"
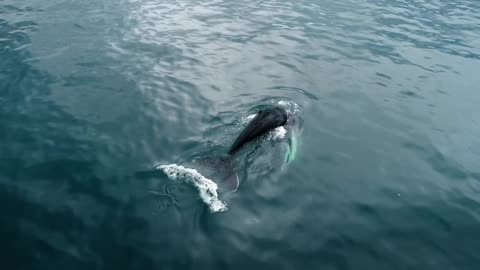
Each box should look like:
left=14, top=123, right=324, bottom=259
left=157, top=164, right=228, bottom=213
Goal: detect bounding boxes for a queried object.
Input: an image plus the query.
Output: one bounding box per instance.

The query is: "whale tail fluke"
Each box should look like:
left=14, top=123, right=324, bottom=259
left=193, top=155, right=239, bottom=191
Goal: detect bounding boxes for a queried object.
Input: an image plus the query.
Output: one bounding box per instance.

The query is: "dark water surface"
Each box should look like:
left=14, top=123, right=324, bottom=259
left=2, top=0, right=480, bottom=269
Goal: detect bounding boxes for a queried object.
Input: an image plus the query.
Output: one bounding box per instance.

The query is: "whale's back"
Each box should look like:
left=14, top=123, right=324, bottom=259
left=228, top=107, right=288, bottom=155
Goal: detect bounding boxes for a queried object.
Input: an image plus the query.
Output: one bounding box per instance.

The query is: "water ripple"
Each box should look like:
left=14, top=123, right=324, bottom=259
left=2, top=0, right=480, bottom=268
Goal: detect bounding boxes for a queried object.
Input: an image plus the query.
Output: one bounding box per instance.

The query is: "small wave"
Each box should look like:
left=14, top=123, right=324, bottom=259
left=157, top=164, right=228, bottom=213
left=269, top=86, right=319, bottom=101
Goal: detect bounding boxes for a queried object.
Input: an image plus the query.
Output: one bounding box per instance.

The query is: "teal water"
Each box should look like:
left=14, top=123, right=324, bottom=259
left=1, top=0, right=480, bottom=269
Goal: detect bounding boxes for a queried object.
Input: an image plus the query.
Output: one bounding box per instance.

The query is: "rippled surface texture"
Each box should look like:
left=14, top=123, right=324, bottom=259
left=2, top=0, right=480, bottom=269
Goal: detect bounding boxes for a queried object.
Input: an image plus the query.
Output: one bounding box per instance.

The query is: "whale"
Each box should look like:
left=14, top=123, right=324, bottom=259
left=195, top=106, right=290, bottom=190
left=228, top=106, right=288, bottom=155
left=157, top=103, right=300, bottom=212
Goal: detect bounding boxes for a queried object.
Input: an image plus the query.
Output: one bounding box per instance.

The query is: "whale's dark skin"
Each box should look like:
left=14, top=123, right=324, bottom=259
left=228, top=106, right=288, bottom=155
left=194, top=106, right=289, bottom=190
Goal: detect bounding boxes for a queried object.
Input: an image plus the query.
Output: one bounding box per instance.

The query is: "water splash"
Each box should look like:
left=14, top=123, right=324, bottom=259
left=157, top=164, right=228, bottom=213
left=277, top=99, right=302, bottom=115
left=270, top=126, right=287, bottom=140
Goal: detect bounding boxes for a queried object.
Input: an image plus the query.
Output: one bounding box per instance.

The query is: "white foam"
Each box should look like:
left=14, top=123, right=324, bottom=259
left=277, top=100, right=289, bottom=106
left=270, top=126, right=287, bottom=140
left=157, top=164, right=228, bottom=213
left=277, top=100, right=301, bottom=114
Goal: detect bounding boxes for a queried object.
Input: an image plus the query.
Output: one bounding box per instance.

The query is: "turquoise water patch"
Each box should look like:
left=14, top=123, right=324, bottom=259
left=284, top=130, right=298, bottom=165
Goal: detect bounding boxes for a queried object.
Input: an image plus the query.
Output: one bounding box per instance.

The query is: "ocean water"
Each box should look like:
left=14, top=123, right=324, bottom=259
left=1, top=0, right=480, bottom=269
